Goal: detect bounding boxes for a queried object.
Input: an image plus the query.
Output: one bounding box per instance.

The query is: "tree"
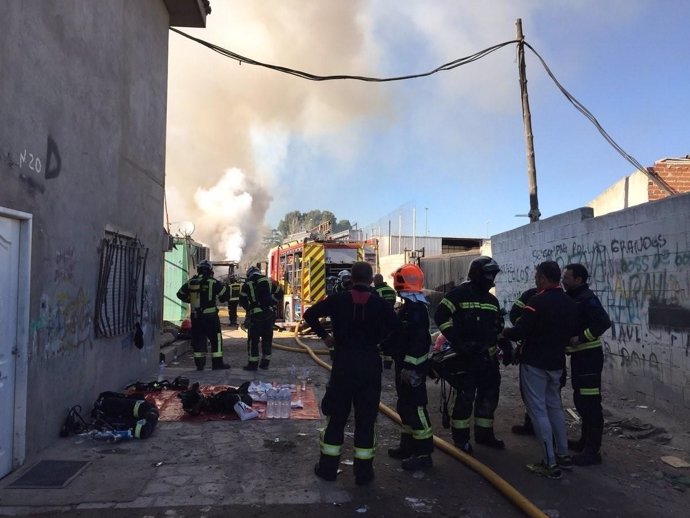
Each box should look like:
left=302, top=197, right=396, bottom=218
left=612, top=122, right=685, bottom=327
left=275, top=210, right=352, bottom=240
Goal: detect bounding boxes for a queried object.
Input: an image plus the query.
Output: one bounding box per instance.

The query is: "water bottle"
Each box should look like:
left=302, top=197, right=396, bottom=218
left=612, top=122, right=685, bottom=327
left=280, top=387, right=291, bottom=419
left=157, top=360, right=166, bottom=382
left=266, top=388, right=277, bottom=419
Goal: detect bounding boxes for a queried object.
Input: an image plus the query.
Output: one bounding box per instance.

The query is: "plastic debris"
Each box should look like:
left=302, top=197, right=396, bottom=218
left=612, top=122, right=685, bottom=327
left=404, top=497, right=435, bottom=513
left=341, top=459, right=354, bottom=466
left=355, top=505, right=368, bottom=513
left=661, top=456, right=690, bottom=468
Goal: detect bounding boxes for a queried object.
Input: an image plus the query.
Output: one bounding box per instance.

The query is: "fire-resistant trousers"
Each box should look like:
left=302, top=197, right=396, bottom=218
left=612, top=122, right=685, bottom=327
left=570, top=347, right=604, bottom=453
left=190, top=314, right=223, bottom=370
left=448, top=361, right=500, bottom=444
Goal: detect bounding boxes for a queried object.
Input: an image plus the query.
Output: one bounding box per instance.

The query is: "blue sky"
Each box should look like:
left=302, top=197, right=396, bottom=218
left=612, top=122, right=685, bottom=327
left=166, top=0, right=690, bottom=261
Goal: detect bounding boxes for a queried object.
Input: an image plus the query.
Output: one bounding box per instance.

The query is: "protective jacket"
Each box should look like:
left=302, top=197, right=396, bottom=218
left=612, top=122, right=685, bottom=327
left=176, top=273, right=229, bottom=316
left=374, top=281, right=397, bottom=307
left=509, top=287, right=538, bottom=325
left=565, top=284, right=611, bottom=354
left=240, top=274, right=273, bottom=320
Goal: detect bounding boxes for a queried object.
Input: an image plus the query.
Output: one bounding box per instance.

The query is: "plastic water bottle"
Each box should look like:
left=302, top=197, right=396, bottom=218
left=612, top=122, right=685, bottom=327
left=279, top=387, right=291, bottom=419
left=157, top=360, right=166, bottom=382
left=266, top=388, right=277, bottom=419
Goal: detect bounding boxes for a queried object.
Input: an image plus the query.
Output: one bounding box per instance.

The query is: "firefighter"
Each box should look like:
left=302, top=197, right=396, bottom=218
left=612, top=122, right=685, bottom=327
left=226, top=274, right=242, bottom=327
left=373, top=272, right=397, bottom=368
left=304, top=261, right=400, bottom=486
left=561, top=263, right=611, bottom=466
left=240, top=266, right=275, bottom=371
left=270, top=279, right=285, bottom=321
left=176, top=260, right=230, bottom=371
left=433, top=256, right=506, bottom=453
left=333, top=269, right=352, bottom=293
left=383, top=264, right=434, bottom=470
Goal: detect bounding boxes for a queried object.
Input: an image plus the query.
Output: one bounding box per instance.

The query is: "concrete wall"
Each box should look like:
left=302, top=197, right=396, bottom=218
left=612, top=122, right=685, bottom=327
left=588, top=171, right=649, bottom=217
left=0, top=1, right=170, bottom=458
left=491, top=195, right=690, bottom=417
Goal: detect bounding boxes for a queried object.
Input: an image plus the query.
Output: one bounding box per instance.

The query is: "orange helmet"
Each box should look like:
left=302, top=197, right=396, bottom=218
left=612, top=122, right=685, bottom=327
left=392, top=264, right=424, bottom=292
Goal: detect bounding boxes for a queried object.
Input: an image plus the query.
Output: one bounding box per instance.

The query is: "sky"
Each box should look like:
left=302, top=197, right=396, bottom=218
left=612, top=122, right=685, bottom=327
left=165, top=0, right=690, bottom=262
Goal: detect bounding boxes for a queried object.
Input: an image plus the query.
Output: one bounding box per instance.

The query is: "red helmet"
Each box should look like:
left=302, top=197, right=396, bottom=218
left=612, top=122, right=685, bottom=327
left=392, top=264, right=424, bottom=292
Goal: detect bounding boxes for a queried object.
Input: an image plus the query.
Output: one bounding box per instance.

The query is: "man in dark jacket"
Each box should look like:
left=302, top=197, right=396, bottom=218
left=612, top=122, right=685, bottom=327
left=433, top=256, right=506, bottom=453
left=562, top=263, right=611, bottom=466
left=373, top=273, right=397, bottom=368
left=501, top=261, right=578, bottom=479
left=304, top=261, right=400, bottom=486
left=176, top=260, right=230, bottom=371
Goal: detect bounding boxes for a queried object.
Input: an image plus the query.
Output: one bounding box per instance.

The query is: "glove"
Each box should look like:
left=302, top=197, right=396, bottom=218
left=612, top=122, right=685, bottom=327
left=497, top=337, right=513, bottom=366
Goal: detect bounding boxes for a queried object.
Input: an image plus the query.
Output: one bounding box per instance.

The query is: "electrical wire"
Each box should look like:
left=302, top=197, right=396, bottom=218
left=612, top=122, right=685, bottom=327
left=523, top=42, right=677, bottom=196
left=170, top=27, right=518, bottom=83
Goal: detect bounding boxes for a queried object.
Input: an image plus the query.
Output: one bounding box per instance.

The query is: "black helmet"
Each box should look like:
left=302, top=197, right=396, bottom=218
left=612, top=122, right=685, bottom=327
left=197, top=260, right=213, bottom=275
left=467, top=256, right=500, bottom=290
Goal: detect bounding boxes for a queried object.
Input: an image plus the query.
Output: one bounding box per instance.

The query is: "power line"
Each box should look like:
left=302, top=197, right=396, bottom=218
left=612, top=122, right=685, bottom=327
left=169, top=27, right=675, bottom=196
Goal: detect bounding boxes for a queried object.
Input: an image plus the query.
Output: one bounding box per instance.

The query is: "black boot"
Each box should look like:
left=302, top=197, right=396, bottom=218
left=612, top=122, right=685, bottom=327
left=388, top=433, right=413, bottom=459
left=212, top=358, right=230, bottom=370
left=475, top=427, right=505, bottom=449
left=259, top=358, right=270, bottom=370
left=353, top=458, right=374, bottom=486
left=573, top=425, right=602, bottom=465
left=452, top=428, right=472, bottom=454
left=242, top=361, right=258, bottom=371
left=314, top=454, right=340, bottom=481
left=194, top=357, right=206, bottom=371
left=511, top=413, right=535, bottom=436
left=401, top=454, right=433, bottom=471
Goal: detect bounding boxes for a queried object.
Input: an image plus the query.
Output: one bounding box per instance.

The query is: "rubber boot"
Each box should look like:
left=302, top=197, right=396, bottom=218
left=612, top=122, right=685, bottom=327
left=511, top=413, right=535, bottom=436
left=242, top=361, right=259, bottom=371
left=212, top=357, right=230, bottom=370
left=474, top=427, right=505, bottom=449
left=573, top=426, right=602, bottom=466
left=388, top=433, right=413, bottom=459
left=401, top=454, right=433, bottom=471
left=259, top=358, right=270, bottom=370
left=314, top=454, right=340, bottom=481
left=452, top=428, right=472, bottom=454
left=194, top=357, right=206, bottom=371
left=353, top=458, right=374, bottom=486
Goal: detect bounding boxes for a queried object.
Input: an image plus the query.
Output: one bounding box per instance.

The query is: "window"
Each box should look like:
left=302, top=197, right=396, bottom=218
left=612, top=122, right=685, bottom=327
left=95, top=233, right=149, bottom=337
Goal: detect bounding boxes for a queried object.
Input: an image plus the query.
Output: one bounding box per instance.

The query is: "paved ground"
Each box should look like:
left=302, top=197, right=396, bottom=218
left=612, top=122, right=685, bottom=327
left=0, top=320, right=689, bottom=517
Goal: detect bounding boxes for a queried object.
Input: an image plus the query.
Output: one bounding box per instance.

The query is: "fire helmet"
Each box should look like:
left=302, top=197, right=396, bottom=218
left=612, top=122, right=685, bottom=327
left=392, top=264, right=424, bottom=292
left=467, top=256, right=500, bottom=290
left=338, top=270, right=351, bottom=281
left=246, top=266, right=261, bottom=278
left=197, top=260, right=213, bottom=275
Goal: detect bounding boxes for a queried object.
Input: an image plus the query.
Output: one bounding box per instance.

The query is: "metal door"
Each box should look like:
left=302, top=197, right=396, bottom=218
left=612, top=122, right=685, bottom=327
left=0, top=215, right=20, bottom=478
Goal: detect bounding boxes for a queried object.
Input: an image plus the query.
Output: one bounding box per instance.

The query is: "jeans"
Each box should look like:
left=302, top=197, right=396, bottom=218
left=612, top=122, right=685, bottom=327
left=520, top=363, right=568, bottom=465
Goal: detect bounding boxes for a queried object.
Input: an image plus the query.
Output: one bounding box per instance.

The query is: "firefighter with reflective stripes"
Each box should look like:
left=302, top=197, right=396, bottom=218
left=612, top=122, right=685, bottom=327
left=383, top=264, right=434, bottom=470
left=227, top=275, right=242, bottom=327
left=333, top=269, right=352, bottom=293
left=561, top=263, right=611, bottom=466
left=304, top=261, right=400, bottom=486
left=240, top=266, right=275, bottom=371
left=373, top=273, right=397, bottom=368
left=433, top=256, right=506, bottom=453
left=176, top=260, right=230, bottom=371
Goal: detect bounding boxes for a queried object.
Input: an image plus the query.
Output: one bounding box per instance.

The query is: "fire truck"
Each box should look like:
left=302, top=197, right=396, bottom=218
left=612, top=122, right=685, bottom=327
left=267, top=228, right=378, bottom=323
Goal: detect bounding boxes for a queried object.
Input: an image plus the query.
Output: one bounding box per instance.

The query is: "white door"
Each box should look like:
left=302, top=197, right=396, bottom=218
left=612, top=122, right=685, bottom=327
left=0, top=216, right=20, bottom=478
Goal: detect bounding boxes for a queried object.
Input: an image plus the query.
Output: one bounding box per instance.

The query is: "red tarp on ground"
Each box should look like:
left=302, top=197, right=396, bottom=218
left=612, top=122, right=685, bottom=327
left=140, top=385, right=321, bottom=422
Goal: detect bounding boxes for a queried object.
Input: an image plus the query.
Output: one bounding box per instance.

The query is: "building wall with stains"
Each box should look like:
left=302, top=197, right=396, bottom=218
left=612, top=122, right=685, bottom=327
left=0, top=2, right=170, bottom=456
left=493, top=194, right=690, bottom=417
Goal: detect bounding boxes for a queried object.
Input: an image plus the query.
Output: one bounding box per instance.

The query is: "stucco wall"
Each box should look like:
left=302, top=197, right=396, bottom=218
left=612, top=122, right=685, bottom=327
left=588, top=171, right=649, bottom=217
left=492, top=195, right=690, bottom=417
left=0, top=1, right=169, bottom=456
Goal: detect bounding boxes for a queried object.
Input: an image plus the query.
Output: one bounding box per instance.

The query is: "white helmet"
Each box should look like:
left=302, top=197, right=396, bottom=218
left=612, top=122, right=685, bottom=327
left=338, top=270, right=351, bottom=281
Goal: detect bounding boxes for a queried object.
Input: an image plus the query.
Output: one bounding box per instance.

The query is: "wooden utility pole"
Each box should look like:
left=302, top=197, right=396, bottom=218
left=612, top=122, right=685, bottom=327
left=516, top=18, right=540, bottom=222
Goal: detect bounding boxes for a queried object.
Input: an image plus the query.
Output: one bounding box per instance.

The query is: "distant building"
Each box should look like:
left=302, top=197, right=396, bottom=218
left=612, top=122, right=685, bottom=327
left=588, top=156, right=690, bottom=216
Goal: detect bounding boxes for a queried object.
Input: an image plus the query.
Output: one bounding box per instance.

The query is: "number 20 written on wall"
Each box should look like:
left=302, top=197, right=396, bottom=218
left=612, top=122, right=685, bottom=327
left=19, top=149, right=42, bottom=174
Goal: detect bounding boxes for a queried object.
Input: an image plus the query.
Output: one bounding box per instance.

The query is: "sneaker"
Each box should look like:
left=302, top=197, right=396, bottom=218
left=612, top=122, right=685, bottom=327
left=401, top=455, right=433, bottom=471
left=572, top=452, right=602, bottom=466
left=511, top=424, right=535, bottom=436
left=526, top=461, right=562, bottom=480
left=555, top=454, right=573, bottom=470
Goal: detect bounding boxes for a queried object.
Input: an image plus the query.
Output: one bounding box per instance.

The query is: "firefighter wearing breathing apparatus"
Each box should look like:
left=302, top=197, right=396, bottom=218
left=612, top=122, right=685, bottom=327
left=176, top=260, right=231, bottom=371
left=382, top=263, right=434, bottom=471
left=240, top=266, right=275, bottom=371
left=433, top=256, right=508, bottom=453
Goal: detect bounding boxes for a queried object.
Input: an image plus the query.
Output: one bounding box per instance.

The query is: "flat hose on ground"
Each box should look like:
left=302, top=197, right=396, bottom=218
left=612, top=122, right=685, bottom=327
left=290, top=323, right=548, bottom=518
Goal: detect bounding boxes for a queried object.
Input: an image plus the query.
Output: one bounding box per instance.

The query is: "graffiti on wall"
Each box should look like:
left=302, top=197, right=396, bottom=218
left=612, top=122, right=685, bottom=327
left=30, top=247, right=92, bottom=357
left=1, top=136, right=62, bottom=193
left=499, top=232, right=690, bottom=376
